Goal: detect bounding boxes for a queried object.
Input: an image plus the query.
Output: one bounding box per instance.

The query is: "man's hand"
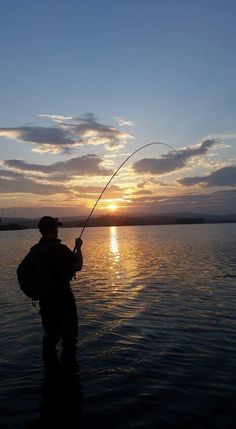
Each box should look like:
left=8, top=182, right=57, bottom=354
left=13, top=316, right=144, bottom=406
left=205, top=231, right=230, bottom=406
left=75, top=237, right=83, bottom=250
left=73, top=237, right=83, bottom=271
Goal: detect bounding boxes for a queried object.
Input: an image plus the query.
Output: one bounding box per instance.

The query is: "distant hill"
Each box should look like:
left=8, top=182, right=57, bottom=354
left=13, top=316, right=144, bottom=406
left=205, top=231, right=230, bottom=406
left=1, top=213, right=236, bottom=230
left=0, top=216, right=85, bottom=230
left=0, top=220, right=28, bottom=231
left=62, top=213, right=236, bottom=228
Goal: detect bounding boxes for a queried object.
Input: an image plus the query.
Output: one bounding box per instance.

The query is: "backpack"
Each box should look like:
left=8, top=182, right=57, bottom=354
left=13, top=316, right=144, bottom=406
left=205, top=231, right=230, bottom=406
left=17, top=245, right=55, bottom=301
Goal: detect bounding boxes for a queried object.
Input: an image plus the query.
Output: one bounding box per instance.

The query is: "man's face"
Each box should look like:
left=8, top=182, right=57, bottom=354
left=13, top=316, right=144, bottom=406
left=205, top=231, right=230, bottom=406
left=51, top=226, right=58, bottom=238
left=42, top=225, right=58, bottom=239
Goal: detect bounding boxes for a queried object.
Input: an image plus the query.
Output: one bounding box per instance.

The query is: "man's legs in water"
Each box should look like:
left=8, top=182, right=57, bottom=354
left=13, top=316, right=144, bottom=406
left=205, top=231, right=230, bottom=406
left=61, top=291, right=78, bottom=370
left=40, top=303, right=61, bottom=367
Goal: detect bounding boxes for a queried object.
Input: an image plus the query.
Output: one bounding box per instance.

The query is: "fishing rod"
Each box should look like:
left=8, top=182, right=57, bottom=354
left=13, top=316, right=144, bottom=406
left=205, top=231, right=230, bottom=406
left=74, top=141, right=180, bottom=248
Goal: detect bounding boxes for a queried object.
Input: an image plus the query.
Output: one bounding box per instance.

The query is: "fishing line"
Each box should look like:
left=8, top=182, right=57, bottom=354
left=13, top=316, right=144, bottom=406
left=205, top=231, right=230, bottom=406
left=76, top=141, right=181, bottom=244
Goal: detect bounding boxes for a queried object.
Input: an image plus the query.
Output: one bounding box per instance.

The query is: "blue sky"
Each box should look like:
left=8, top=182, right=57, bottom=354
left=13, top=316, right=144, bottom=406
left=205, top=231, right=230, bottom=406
left=0, top=0, right=236, bottom=217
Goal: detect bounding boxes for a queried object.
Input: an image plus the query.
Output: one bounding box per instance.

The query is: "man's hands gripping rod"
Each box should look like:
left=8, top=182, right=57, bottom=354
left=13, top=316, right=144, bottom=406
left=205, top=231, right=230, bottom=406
left=74, top=237, right=83, bottom=251
left=73, top=237, right=83, bottom=272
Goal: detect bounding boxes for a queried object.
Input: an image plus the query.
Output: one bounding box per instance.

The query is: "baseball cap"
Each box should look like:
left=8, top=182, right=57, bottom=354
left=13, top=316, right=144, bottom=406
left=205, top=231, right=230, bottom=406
left=38, top=216, right=63, bottom=230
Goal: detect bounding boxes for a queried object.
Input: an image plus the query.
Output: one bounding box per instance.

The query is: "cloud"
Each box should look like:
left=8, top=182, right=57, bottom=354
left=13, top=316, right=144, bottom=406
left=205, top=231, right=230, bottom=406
left=0, top=166, right=120, bottom=197
left=133, top=189, right=154, bottom=195
left=133, top=139, right=217, bottom=175
left=1, top=153, right=115, bottom=197
left=0, top=169, right=22, bottom=180
left=0, top=114, right=133, bottom=154
left=179, top=165, right=236, bottom=187
left=0, top=170, right=67, bottom=195
left=73, top=184, right=123, bottom=199
left=137, top=178, right=172, bottom=188
left=114, top=117, right=134, bottom=127
left=67, top=114, right=133, bottom=150
left=0, top=126, right=74, bottom=154
left=3, top=154, right=114, bottom=177
left=38, top=114, right=74, bottom=123
left=73, top=184, right=120, bottom=193
left=124, top=189, right=236, bottom=214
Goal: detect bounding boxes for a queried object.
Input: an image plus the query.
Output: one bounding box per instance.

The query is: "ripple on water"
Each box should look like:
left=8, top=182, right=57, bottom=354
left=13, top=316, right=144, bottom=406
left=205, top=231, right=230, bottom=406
left=1, top=224, right=236, bottom=428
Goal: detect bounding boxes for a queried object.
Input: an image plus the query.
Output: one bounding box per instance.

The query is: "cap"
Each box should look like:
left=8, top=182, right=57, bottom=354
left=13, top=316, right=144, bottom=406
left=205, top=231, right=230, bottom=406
left=38, top=216, right=63, bottom=230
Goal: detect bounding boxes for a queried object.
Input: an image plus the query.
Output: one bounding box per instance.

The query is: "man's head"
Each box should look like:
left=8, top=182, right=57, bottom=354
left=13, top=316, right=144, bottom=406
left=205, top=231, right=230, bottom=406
left=38, top=216, right=62, bottom=238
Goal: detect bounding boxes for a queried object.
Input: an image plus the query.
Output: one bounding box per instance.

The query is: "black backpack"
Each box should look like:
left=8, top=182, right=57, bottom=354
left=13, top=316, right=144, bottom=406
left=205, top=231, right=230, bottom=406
left=17, top=245, right=55, bottom=301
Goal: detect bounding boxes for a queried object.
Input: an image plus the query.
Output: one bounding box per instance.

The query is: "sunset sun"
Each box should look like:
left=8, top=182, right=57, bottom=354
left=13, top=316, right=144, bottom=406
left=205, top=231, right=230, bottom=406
left=108, top=203, right=118, bottom=212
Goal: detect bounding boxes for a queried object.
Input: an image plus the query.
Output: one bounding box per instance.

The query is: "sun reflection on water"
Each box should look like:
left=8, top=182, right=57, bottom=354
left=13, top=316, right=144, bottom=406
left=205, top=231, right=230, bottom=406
left=109, top=226, right=121, bottom=292
left=110, top=226, right=120, bottom=261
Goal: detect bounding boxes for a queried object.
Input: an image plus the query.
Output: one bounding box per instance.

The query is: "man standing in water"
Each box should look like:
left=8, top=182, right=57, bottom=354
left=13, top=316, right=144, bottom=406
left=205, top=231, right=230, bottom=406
left=35, top=216, right=83, bottom=369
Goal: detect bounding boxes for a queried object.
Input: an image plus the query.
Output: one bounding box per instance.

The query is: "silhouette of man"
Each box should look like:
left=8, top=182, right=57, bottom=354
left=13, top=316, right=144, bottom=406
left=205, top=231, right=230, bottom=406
left=35, top=216, right=83, bottom=369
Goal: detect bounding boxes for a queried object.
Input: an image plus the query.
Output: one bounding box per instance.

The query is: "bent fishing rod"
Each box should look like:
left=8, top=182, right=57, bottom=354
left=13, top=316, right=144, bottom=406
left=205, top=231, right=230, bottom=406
left=74, top=141, right=180, bottom=249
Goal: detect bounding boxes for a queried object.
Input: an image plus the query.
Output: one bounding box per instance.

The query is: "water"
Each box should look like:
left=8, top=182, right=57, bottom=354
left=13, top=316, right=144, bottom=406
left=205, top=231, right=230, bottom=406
left=1, top=224, right=236, bottom=428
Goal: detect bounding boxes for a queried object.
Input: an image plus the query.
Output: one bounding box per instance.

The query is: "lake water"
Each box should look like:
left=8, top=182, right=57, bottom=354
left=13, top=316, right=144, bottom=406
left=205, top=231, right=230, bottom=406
left=1, top=224, right=236, bottom=428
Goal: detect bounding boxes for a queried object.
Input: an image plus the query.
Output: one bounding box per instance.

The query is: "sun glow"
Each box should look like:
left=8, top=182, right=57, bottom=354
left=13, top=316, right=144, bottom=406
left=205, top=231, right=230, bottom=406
left=108, top=203, right=118, bottom=211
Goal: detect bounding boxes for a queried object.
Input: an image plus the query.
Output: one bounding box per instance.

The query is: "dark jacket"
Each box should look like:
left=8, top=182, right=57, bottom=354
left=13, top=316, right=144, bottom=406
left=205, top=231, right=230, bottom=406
left=31, top=238, right=78, bottom=303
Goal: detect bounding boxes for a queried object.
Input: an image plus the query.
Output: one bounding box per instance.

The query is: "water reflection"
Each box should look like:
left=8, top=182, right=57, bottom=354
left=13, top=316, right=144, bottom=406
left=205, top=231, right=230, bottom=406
left=109, top=227, right=120, bottom=293
left=1, top=225, right=236, bottom=429
left=109, top=226, right=120, bottom=260
left=27, top=364, right=83, bottom=428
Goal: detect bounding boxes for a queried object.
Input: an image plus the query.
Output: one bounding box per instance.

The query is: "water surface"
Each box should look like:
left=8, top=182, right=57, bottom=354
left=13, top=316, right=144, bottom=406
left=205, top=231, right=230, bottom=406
left=1, top=224, right=236, bottom=428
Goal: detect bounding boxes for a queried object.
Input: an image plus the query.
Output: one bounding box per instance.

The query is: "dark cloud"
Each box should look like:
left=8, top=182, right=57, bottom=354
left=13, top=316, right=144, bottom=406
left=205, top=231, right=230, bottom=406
left=133, top=189, right=153, bottom=195
left=0, top=168, right=69, bottom=195
left=0, top=126, right=74, bottom=154
left=179, top=165, right=236, bottom=187
left=73, top=185, right=122, bottom=198
left=125, top=189, right=236, bottom=214
left=0, top=169, right=23, bottom=179
left=0, top=114, right=133, bottom=153
left=62, top=184, right=123, bottom=200
left=4, top=154, right=113, bottom=176
left=0, top=175, right=66, bottom=195
left=1, top=153, right=115, bottom=196
left=69, top=114, right=132, bottom=150
left=133, top=139, right=217, bottom=175
left=1, top=205, right=89, bottom=218
left=137, top=178, right=172, bottom=188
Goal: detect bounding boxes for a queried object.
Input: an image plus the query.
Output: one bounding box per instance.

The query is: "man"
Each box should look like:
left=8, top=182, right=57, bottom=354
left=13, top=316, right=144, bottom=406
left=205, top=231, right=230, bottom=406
left=34, top=216, right=83, bottom=369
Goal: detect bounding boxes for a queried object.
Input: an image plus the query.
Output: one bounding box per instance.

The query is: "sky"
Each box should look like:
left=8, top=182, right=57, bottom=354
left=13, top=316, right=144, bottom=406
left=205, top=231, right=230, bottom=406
left=0, top=0, right=236, bottom=218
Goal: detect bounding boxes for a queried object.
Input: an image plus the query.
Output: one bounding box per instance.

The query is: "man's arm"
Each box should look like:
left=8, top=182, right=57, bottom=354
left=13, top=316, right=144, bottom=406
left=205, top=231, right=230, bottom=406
left=73, top=238, right=83, bottom=271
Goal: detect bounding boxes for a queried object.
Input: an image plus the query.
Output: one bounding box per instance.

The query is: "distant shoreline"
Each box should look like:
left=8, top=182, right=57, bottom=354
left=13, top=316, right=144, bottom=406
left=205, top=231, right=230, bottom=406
left=1, top=214, right=236, bottom=231
left=0, top=223, right=28, bottom=231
